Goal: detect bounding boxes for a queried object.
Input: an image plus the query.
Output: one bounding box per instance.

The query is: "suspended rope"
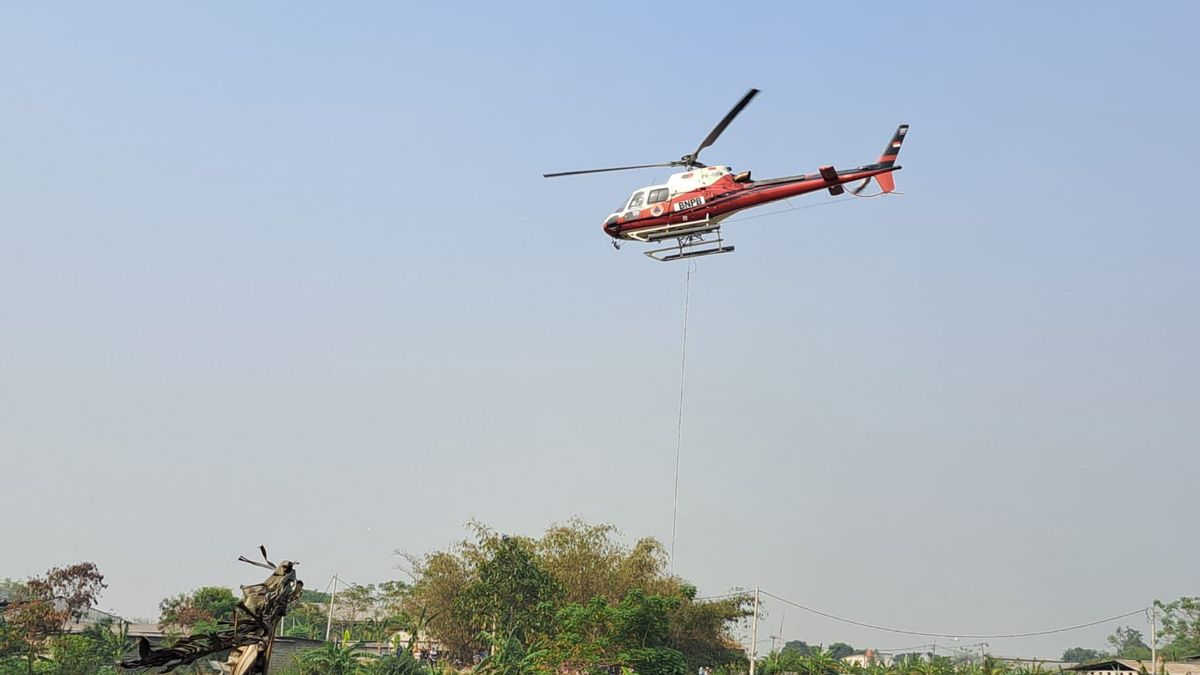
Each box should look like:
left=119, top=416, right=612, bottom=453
left=669, top=260, right=697, bottom=571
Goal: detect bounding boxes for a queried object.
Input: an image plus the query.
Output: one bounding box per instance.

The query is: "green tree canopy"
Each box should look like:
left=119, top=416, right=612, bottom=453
left=1156, top=597, right=1200, bottom=660
left=828, top=642, right=856, bottom=660
left=1106, top=626, right=1150, bottom=660
left=399, top=519, right=750, bottom=668
left=1060, top=647, right=1106, bottom=663
left=783, top=641, right=813, bottom=656
left=458, top=535, right=560, bottom=645
left=157, top=586, right=238, bottom=634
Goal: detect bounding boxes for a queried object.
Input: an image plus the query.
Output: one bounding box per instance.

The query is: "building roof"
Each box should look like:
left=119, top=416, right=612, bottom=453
left=1067, top=660, right=1200, bottom=675
left=996, top=658, right=1073, bottom=670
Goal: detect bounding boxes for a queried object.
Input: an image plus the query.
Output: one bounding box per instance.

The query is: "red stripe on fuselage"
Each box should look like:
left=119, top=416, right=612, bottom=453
left=613, top=167, right=897, bottom=238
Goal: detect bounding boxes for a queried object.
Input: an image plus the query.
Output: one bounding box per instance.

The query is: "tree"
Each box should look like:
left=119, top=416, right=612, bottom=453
left=400, top=520, right=750, bottom=669
left=1156, top=597, right=1200, bottom=660
left=158, top=586, right=238, bottom=634
left=458, top=535, right=560, bottom=646
left=476, top=632, right=548, bottom=675
left=1106, top=626, right=1150, bottom=660
left=340, top=584, right=379, bottom=624
left=301, top=589, right=332, bottom=604
left=783, top=641, right=813, bottom=657
left=283, top=600, right=328, bottom=640
left=665, top=592, right=751, bottom=671
left=79, top=617, right=132, bottom=672
left=829, top=643, right=856, bottom=660
left=536, top=520, right=676, bottom=605
left=376, top=581, right=411, bottom=619
left=46, top=634, right=105, bottom=675
left=402, top=548, right=478, bottom=659
left=1060, top=647, right=1105, bottom=663
left=0, top=562, right=106, bottom=675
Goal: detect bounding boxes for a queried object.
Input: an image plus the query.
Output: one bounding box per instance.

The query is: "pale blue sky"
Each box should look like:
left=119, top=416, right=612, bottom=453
left=1, top=1, right=1197, bottom=659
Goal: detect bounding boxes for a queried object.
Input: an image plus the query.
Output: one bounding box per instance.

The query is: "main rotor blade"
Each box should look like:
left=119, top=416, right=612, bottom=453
left=684, top=88, right=760, bottom=166
left=543, top=162, right=677, bottom=178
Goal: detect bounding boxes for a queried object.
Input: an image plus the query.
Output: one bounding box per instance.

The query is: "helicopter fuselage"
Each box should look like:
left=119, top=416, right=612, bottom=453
left=603, top=161, right=901, bottom=243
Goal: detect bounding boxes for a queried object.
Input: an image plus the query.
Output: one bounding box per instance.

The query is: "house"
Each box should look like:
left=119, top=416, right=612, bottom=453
left=843, top=650, right=894, bottom=667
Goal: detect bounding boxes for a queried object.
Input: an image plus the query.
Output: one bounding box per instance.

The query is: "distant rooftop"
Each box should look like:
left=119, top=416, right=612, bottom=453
left=1066, top=659, right=1200, bottom=675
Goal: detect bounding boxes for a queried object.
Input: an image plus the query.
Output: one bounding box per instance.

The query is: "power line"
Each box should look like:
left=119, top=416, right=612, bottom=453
left=758, top=589, right=1147, bottom=639
left=695, top=590, right=755, bottom=602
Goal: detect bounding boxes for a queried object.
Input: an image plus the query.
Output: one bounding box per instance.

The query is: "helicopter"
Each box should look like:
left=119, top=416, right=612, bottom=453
left=544, top=89, right=908, bottom=261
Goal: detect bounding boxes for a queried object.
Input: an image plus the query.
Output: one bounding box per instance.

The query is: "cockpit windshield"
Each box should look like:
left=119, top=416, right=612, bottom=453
left=626, top=191, right=645, bottom=210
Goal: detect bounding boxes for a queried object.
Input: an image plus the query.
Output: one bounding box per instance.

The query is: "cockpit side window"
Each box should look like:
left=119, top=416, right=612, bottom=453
left=627, top=191, right=645, bottom=210
left=647, top=188, right=670, bottom=204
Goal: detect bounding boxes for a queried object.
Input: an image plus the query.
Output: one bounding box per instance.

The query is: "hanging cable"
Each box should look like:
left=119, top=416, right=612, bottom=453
left=695, top=590, right=756, bottom=602
left=669, top=260, right=697, bottom=571
left=758, top=589, right=1147, bottom=639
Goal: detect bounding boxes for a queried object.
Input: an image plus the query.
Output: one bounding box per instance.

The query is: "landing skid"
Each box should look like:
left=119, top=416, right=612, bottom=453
left=644, top=231, right=734, bottom=262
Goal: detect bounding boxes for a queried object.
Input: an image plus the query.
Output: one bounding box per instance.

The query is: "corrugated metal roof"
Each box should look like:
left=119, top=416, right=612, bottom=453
left=1068, top=659, right=1200, bottom=675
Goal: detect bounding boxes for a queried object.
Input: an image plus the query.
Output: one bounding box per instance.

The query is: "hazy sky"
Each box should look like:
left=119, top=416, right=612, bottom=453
left=2, top=1, right=1197, bottom=661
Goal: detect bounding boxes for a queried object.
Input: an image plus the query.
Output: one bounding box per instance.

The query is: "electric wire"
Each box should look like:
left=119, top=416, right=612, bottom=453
left=758, top=589, right=1148, bottom=639
left=695, top=591, right=755, bottom=602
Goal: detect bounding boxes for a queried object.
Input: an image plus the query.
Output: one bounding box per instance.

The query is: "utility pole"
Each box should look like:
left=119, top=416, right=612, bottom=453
left=769, top=612, right=786, bottom=657
left=1148, top=606, right=1158, bottom=675
left=325, top=574, right=339, bottom=642
left=749, top=587, right=760, bottom=675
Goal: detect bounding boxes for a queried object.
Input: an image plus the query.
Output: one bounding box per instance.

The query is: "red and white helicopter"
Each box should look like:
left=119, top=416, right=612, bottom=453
left=544, top=89, right=908, bottom=261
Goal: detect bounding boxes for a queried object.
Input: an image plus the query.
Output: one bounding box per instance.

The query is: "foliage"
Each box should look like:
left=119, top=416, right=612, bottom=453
left=804, top=647, right=844, bottom=675
left=476, top=631, right=549, bottom=675
left=364, top=650, right=432, bottom=675
left=829, top=643, right=856, bottom=660
left=757, top=648, right=846, bottom=675
left=340, top=584, right=380, bottom=624
left=402, top=549, right=477, bottom=658
left=283, top=600, right=328, bottom=640
left=297, top=633, right=364, bottom=675
left=457, top=535, right=560, bottom=646
left=542, top=590, right=683, bottom=674
left=1106, top=626, right=1151, bottom=660
left=157, top=586, right=238, bottom=633
left=1060, top=647, right=1106, bottom=663
left=536, top=520, right=677, bottom=605
left=401, top=519, right=747, bottom=669
left=301, top=589, right=332, bottom=604
left=622, top=647, right=687, bottom=675
left=666, top=592, right=751, bottom=671
left=1156, top=597, right=1200, bottom=660
left=45, top=635, right=106, bottom=675
left=0, top=563, right=106, bottom=675
left=782, top=640, right=813, bottom=656
left=77, top=618, right=131, bottom=672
